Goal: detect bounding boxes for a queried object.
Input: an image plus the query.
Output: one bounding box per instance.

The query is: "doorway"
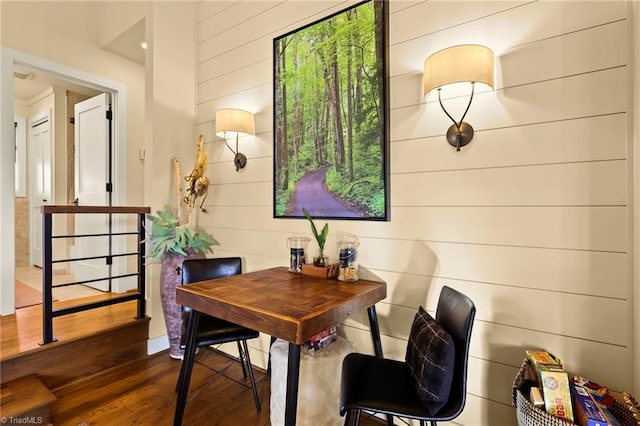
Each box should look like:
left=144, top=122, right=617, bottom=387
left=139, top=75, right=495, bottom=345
left=1, top=47, right=129, bottom=315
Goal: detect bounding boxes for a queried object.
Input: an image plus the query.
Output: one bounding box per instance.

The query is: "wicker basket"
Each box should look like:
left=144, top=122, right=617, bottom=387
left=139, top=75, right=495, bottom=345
left=512, top=358, right=638, bottom=426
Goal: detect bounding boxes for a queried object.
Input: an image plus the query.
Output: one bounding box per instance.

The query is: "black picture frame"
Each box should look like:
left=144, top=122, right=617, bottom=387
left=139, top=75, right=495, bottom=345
left=273, top=0, right=389, bottom=221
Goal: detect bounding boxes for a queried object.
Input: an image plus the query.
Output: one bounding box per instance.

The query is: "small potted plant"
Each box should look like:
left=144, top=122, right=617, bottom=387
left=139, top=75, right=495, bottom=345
left=303, top=208, right=329, bottom=267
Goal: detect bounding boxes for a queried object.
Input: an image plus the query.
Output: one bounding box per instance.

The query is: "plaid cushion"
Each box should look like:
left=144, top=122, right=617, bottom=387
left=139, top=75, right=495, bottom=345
left=405, top=306, right=455, bottom=414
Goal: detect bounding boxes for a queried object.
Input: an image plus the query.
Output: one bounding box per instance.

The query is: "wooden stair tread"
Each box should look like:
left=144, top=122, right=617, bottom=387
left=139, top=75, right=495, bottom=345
left=1, top=374, right=57, bottom=416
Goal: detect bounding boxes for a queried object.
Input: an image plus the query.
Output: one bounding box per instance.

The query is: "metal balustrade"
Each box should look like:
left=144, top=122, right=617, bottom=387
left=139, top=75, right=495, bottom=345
left=40, top=205, right=150, bottom=345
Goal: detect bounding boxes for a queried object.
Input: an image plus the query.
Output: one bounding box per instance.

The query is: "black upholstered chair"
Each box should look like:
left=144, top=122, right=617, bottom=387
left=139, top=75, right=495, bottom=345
left=340, top=286, right=476, bottom=426
left=174, top=257, right=260, bottom=425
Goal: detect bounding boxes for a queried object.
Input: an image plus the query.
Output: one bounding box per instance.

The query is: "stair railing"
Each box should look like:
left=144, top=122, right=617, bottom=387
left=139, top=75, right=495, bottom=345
left=40, top=205, right=150, bottom=345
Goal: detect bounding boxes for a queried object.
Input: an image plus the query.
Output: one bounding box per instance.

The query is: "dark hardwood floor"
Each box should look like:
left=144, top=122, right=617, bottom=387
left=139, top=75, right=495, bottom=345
left=50, top=347, right=384, bottom=426
left=1, top=295, right=383, bottom=425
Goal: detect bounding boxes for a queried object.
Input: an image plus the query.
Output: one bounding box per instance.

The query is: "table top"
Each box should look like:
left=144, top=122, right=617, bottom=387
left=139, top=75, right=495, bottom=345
left=175, top=266, right=387, bottom=344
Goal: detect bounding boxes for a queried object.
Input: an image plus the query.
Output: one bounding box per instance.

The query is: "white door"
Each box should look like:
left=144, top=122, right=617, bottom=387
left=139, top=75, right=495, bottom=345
left=71, top=93, right=110, bottom=291
left=28, top=112, right=52, bottom=267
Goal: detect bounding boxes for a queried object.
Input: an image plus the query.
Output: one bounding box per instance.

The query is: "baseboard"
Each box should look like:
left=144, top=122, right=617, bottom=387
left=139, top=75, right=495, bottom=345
left=147, top=335, right=169, bottom=355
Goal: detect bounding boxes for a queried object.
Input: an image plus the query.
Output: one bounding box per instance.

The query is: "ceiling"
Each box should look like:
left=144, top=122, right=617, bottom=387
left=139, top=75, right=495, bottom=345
left=13, top=67, right=103, bottom=101
left=13, top=18, right=145, bottom=102
left=103, top=19, right=146, bottom=65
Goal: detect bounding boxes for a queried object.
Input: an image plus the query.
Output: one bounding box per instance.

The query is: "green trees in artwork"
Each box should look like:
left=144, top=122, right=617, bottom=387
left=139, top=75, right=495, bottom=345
left=274, top=0, right=386, bottom=218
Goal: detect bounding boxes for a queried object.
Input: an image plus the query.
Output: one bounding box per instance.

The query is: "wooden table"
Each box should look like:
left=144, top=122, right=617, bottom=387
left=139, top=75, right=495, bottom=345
left=174, top=266, right=387, bottom=426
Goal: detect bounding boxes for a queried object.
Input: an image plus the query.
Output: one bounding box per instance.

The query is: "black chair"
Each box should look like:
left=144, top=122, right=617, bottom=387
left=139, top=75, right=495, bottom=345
left=174, top=257, right=261, bottom=425
left=340, top=285, right=476, bottom=426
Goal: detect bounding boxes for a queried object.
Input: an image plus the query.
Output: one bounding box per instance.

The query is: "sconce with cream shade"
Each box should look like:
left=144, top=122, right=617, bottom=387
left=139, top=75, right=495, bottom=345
left=215, top=109, right=255, bottom=171
left=423, top=44, right=494, bottom=151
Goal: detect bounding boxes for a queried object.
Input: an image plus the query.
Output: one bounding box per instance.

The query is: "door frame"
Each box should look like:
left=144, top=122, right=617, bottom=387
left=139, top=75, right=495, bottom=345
left=0, top=47, right=128, bottom=315
left=28, top=110, right=52, bottom=267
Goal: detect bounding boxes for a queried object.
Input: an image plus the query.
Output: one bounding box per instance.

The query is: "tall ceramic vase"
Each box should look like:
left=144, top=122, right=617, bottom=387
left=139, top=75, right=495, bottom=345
left=160, top=249, right=205, bottom=359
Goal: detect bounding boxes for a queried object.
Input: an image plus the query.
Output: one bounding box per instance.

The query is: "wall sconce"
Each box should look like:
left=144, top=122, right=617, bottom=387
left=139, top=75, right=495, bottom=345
left=215, top=109, right=255, bottom=171
left=423, top=44, right=494, bottom=151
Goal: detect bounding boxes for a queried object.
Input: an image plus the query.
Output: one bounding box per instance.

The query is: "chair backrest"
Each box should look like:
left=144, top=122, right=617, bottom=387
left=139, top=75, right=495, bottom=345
left=180, top=258, right=242, bottom=316
left=181, top=257, right=242, bottom=285
left=433, top=285, right=476, bottom=419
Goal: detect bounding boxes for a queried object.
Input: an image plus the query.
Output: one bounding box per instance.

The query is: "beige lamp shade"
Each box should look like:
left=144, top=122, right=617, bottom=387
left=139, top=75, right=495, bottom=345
left=215, top=109, right=255, bottom=137
left=423, top=44, right=495, bottom=99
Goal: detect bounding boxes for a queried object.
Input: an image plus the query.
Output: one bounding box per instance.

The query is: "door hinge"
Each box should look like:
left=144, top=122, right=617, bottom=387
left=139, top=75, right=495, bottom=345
left=106, top=110, right=113, bottom=121
left=69, top=117, right=75, bottom=125
left=106, top=183, right=113, bottom=193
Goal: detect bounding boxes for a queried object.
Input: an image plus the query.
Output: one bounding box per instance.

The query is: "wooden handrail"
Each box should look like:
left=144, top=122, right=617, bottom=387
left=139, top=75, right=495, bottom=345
left=42, top=205, right=150, bottom=214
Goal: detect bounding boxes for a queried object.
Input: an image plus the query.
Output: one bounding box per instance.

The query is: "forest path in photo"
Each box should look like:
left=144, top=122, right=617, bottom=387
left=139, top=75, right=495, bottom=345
left=286, top=165, right=361, bottom=218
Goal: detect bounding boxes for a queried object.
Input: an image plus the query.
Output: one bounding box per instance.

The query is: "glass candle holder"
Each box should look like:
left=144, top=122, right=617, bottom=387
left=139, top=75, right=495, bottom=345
left=287, top=236, right=310, bottom=273
left=338, top=237, right=359, bottom=282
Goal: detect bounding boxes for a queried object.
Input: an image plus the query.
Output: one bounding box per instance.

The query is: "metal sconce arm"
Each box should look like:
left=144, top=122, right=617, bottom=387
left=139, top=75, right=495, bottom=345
left=222, top=132, right=247, bottom=172
left=437, top=82, right=476, bottom=151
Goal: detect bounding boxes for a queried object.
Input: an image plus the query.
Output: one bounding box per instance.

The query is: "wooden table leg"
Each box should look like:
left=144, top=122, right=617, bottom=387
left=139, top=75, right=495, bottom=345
left=284, top=342, right=301, bottom=426
left=367, top=305, right=384, bottom=358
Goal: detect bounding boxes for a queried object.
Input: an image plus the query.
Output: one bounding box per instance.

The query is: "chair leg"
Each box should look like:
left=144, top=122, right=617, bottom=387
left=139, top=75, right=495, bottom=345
left=267, top=335, right=277, bottom=376
left=174, top=311, right=200, bottom=426
left=430, top=422, right=437, bottom=426
left=241, top=339, right=261, bottom=413
left=343, top=410, right=353, bottom=426
left=237, top=340, right=248, bottom=379
left=353, top=409, right=361, bottom=425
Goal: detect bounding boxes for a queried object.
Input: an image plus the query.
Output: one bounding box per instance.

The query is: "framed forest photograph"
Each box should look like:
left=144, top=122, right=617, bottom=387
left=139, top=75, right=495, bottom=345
left=273, top=0, right=388, bottom=220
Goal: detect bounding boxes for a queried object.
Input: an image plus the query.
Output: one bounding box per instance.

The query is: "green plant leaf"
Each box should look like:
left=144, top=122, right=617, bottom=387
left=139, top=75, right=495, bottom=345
left=302, top=207, right=328, bottom=250
left=145, top=203, right=219, bottom=261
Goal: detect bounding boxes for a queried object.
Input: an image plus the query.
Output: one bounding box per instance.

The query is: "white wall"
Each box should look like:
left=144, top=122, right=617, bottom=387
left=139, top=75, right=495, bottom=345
left=144, top=1, right=197, bottom=343
left=194, top=1, right=637, bottom=424
left=0, top=1, right=146, bottom=208
left=0, top=1, right=146, bottom=313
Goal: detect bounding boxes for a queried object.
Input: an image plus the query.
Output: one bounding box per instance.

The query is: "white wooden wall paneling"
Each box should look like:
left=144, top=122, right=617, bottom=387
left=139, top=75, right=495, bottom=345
left=469, top=321, right=630, bottom=390
left=196, top=3, right=360, bottom=85
left=199, top=59, right=271, bottom=104
left=199, top=21, right=628, bottom=109
left=196, top=83, right=271, bottom=126
left=391, top=114, right=627, bottom=173
left=390, top=20, right=627, bottom=109
left=368, top=257, right=626, bottom=307
left=196, top=110, right=273, bottom=154
left=197, top=1, right=349, bottom=63
left=193, top=0, right=634, bottom=423
left=356, top=286, right=627, bottom=352
left=389, top=1, right=529, bottom=46
left=208, top=155, right=272, bottom=184
left=202, top=114, right=627, bottom=173
left=197, top=1, right=277, bottom=41
left=206, top=205, right=627, bottom=252
left=456, top=394, right=518, bottom=426
left=194, top=0, right=618, bottom=85
left=392, top=161, right=626, bottom=207
left=204, top=133, right=268, bottom=163
left=208, top=182, right=273, bottom=207
left=498, top=21, right=627, bottom=89
left=389, top=1, right=626, bottom=76
left=394, top=67, right=627, bottom=141
left=198, top=37, right=272, bottom=84
left=196, top=1, right=235, bottom=25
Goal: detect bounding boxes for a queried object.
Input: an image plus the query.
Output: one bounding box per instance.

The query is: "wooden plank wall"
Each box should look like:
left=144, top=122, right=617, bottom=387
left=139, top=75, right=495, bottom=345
left=194, top=1, right=633, bottom=424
